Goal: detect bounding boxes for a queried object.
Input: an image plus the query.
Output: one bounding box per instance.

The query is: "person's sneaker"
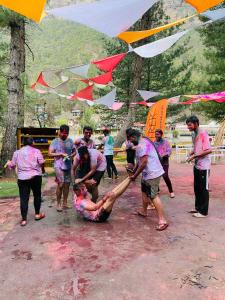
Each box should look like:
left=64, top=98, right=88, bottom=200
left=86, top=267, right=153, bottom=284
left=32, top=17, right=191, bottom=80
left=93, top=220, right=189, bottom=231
left=115, top=175, right=119, bottom=179
left=192, top=212, right=207, bottom=218
left=170, top=192, right=175, bottom=198
left=105, top=177, right=112, bottom=180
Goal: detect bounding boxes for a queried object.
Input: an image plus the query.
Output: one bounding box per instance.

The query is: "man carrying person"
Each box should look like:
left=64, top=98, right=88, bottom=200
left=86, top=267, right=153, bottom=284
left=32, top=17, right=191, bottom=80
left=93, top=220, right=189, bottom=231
left=154, top=129, right=175, bottom=198
left=73, top=177, right=131, bottom=222
left=127, top=129, right=168, bottom=231
left=73, top=146, right=106, bottom=203
left=186, top=116, right=212, bottom=218
left=48, top=125, right=75, bottom=211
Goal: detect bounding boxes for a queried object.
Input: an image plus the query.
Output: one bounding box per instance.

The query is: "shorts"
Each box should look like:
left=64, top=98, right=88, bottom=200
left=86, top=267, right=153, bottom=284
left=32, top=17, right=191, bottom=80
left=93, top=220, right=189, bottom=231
left=141, top=176, right=161, bottom=199
left=92, top=170, right=105, bottom=186
left=95, top=208, right=111, bottom=222
left=55, top=168, right=71, bottom=184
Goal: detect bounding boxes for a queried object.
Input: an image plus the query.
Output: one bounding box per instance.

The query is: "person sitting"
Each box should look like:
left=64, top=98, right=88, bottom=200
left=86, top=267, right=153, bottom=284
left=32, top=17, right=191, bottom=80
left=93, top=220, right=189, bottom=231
left=73, top=177, right=131, bottom=222
left=73, top=146, right=106, bottom=202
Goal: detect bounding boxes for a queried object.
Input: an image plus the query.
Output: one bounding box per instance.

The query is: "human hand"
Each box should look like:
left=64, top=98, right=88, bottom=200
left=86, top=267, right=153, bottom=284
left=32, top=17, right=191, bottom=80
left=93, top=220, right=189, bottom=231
left=61, top=153, right=68, bottom=158
left=75, top=178, right=82, bottom=184
left=186, top=154, right=195, bottom=163
left=129, top=175, right=136, bottom=181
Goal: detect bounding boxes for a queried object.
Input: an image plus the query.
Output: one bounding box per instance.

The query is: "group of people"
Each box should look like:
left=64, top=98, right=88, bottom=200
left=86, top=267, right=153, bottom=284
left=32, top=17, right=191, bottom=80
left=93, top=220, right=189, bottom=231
left=6, top=115, right=211, bottom=231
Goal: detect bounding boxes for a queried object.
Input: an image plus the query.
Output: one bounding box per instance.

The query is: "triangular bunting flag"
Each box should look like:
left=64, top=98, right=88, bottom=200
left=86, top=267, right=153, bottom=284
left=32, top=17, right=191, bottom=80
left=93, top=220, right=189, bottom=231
left=0, top=0, right=47, bottom=22
left=202, top=7, right=225, bottom=21
left=118, top=14, right=196, bottom=44
left=82, top=71, right=113, bottom=87
left=185, top=0, right=224, bottom=13
left=133, top=30, right=188, bottom=58
left=68, top=64, right=90, bottom=78
left=95, top=88, right=117, bottom=108
left=131, top=30, right=188, bottom=58
left=49, top=0, right=158, bottom=37
left=168, top=96, right=181, bottom=104
left=31, top=72, right=50, bottom=89
left=111, top=102, right=124, bottom=110
left=92, top=53, right=127, bottom=72
left=137, top=90, right=160, bottom=101
left=69, top=85, right=94, bottom=101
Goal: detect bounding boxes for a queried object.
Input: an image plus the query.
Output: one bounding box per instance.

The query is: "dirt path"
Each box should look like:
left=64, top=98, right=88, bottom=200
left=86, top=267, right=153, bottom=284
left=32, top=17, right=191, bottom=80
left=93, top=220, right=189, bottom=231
left=0, top=162, right=225, bottom=300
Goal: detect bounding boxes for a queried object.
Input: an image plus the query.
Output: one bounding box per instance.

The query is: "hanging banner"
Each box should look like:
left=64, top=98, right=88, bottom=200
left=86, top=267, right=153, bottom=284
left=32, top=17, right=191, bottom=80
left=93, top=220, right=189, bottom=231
left=49, top=0, right=158, bottom=37
left=185, top=0, right=224, bottom=13
left=0, top=0, right=47, bottom=22
left=131, top=30, right=188, bottom=58
left=118, top=14, right=196, bottom=44
left=145, top=99, right=168, bottom=140
left=92, top=53, right=127, bottom=72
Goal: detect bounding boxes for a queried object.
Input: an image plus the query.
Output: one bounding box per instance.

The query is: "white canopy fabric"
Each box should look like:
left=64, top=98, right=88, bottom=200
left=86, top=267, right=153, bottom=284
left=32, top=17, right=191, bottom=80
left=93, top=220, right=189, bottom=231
left=202, top=7, right=225, bottom=21
left=95, top=88, right=117, bottom=108
left=49, top=0, right=158, bottom=37
left=68, top=64, right=90, bottom=78
left=137, top=90, right=160, bottom=100
left=131, top=30, right=188, bottom=58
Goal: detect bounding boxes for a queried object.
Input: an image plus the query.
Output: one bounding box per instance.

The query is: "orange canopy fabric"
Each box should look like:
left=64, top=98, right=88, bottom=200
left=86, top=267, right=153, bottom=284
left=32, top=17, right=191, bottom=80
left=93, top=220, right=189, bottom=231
left=0, top=0, right=47, bottom=22
left=118, top=14, right=196, bottom=44
left=185, top=0, right=224, bottom=13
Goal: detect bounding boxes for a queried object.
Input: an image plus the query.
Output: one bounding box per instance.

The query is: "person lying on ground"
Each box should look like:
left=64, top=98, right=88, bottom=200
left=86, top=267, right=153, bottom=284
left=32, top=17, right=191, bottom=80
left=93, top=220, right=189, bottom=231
left=73, top=177, right=131, bottom=222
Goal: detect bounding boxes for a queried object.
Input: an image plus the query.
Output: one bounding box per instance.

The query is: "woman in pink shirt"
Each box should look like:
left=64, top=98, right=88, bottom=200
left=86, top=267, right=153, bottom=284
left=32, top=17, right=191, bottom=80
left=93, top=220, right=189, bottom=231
left=6, top=137, right=45, bottom=226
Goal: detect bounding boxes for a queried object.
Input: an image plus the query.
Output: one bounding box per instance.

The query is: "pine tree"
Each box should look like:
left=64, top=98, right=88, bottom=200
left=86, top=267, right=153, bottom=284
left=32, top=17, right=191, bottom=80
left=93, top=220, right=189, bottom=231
left=101, top=1, right=194, bottom=146
left=0, top=8, right=26, bottom=173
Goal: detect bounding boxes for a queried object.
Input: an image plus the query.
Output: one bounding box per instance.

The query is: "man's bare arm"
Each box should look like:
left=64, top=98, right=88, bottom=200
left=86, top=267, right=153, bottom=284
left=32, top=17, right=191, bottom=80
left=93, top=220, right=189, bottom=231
left=130, top=156, right=148, bottom=180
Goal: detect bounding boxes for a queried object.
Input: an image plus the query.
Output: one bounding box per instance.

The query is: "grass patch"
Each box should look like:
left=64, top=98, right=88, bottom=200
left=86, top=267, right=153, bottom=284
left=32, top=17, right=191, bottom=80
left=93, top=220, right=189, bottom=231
left=0, top=181, right=19, bottom=198
left=0, top=177, right=48, bottom=199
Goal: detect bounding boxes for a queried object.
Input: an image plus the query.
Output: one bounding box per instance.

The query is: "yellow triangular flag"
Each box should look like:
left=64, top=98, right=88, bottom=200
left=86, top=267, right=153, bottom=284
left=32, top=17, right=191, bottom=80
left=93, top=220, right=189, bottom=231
left=185, top=0, right=224, bottom=13
left=117, top=14, right=196, bottom=44
left=0, top=0, right=47, bottom=23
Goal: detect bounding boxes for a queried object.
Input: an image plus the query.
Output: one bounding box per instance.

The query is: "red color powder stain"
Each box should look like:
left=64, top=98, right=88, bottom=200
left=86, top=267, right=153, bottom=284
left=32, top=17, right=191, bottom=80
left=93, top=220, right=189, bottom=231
left=57, top=236, right=91, bottom=248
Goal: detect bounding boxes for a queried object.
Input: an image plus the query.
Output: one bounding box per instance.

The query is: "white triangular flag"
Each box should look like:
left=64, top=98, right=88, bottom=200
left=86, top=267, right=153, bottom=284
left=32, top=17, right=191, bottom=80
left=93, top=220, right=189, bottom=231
left=68, top=64, right=90, bottom=78
left=137, top=90, right=160, bottom=101
left=95, top=88, right=117, bottom=108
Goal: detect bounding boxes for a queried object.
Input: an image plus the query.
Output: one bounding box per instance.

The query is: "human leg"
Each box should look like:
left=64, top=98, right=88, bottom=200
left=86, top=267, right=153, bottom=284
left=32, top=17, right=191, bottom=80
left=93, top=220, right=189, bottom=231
left=110, top=155, right=118, bottom=177
left=193, top=168, right=209, bottom=216
left=102, top=177, right=131, bottom=212
left=18, top=179, right=31, bottom=222
left=105, top=155, right=112, bottom=178
left=30, top=176, right=42, bottom=216
left=62, top=170, right=71, bottom=208
left=162, top=164, right=174, bottom=194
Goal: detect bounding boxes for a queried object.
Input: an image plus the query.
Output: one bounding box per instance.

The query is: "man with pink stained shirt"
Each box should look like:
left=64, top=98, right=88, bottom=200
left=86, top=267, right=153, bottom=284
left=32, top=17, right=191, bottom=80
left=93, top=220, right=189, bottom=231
left=6, top=137, right=45, bottom=226
left=186, top=116, right=212, bottom=218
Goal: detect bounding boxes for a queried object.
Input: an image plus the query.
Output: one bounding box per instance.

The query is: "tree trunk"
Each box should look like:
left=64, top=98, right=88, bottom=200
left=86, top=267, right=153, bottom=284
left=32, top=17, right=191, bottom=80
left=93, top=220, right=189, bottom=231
left=0, top=19, right=25, bottom=175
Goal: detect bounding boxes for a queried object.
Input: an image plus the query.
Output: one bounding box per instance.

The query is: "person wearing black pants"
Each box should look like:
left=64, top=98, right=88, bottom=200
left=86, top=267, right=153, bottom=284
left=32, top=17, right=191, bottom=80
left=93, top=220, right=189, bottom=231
left=194, top=167, right=209, bottom=216
left=18, top=176, right=42, bottom=222
left=154, top=129, right=174, bottom=198
left=6, top=137, right=45, bottom=226
left=186, top=116, right=212, bottom=218
left=102, top=128, right=118, bottom=179
left=105, top=155, right=118, bottom=179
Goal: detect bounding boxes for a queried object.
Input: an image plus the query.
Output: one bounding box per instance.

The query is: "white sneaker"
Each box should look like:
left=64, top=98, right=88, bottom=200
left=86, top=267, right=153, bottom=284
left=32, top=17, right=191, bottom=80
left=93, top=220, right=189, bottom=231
left=192, top=212, right=207, bottom=218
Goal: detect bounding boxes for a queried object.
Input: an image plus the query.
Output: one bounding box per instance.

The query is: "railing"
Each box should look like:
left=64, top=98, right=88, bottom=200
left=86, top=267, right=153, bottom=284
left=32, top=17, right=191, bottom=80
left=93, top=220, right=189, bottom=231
left=174, top=145, right=225, bottom=164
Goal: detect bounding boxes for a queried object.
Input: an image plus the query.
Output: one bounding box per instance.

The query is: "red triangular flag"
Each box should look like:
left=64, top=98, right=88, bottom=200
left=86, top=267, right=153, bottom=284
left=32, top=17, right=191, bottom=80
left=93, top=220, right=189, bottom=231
left=92, top=53, right=127, bottom=72
left=69, top=85, right=94, bottom=101
left=81, top=71, right=113, bottom=85
left=31, top=72, right=50, bottom=89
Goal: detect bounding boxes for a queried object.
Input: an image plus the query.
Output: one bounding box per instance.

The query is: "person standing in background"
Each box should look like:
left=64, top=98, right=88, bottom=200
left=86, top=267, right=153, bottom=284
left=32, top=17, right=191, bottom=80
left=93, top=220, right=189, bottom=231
left=6, top=137, right=45, bottom=226
left=186, top=116, right=212, bottom=218
left=125, top=127, right=136, bottom=171
left=154, top=129, right=175, bottom=198
left=49, top=125, right=75, bottom=212
left=102, top=128, right=118, bottom=179
left=74, top=126, right=96, bottom=150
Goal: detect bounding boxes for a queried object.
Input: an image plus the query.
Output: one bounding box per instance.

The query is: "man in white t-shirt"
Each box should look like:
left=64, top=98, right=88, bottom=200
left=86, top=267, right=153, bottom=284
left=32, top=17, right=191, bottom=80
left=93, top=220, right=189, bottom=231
left=128, top=129, right=168, bottom=231
left=73, top=146, right=106, bottom=202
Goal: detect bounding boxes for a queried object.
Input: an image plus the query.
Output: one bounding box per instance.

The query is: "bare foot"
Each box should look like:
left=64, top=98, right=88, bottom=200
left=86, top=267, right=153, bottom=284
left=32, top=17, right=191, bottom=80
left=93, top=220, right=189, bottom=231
left=56, top=205, right=63, bottom=212
left=63, top=204, right=72, bottom=209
